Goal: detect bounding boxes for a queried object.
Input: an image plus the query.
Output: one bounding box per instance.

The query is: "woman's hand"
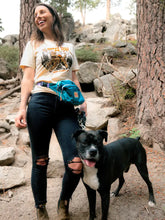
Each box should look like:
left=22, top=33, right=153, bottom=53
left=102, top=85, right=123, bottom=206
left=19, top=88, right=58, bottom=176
left=79, top=101, right=87, bottom=116
left=15, top=66, right=35, bottom=129
left=15, top=109, right=27, bottom=128
left=72, top=71, right=87, bottom=116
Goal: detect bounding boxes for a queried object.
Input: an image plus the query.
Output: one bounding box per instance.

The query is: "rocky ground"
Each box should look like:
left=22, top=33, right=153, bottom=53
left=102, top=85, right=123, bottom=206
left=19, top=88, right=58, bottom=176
left=0, top=56, right=165, bottom=220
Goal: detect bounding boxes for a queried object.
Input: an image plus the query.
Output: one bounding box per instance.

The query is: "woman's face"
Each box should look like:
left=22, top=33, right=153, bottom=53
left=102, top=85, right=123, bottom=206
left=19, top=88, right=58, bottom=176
left=34, top=5, right=54, bottom=34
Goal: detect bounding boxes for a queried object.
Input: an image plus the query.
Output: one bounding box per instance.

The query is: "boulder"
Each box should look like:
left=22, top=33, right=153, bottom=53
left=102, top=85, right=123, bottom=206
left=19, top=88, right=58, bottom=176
left=94, top=74, right=120, bottom=97
left=101, top=63, right=114, bottom=75
left=73, top=15, right=137, bottom=44
left=0, top=147, right=16, bottom=166
left=120, top=43, right=137, bottom=55
left=86, top=97, right=120, bottom=130
left=77, top=61, right=103, bottom=83
left=107, top=118, right=121, bottom=142
left=103, top=46, right=119, bottom=58
left=93, top=66, right=137, bottom=97
left=1, top=34, right=19, bottom=46
left=0, top=166, right=25, bottom=190
left=6, top=114, right=16, bottom=125
left=0, top=120, right=10, bottom=133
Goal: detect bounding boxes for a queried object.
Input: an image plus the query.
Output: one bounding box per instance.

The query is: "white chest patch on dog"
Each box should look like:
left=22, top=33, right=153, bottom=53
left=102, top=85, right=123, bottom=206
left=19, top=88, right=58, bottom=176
left=83, top=165, right=99, bottom=190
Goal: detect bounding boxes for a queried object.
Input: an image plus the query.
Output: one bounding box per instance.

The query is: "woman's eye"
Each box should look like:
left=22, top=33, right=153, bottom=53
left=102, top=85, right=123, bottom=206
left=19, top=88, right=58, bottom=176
left=40, top=10, right=46, bottom=15
left=34, top=10, right=46, bottom=17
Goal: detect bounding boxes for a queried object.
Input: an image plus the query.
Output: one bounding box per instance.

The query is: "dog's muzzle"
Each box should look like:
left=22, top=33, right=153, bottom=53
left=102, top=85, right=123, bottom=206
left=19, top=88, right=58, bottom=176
left=88, top=148, right=98, bottom=157
left=82, top=147, right=99, bottom=167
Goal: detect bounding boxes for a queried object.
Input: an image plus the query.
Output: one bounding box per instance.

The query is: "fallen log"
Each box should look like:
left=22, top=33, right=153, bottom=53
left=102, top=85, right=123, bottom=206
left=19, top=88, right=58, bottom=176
left=0, top=77, right=19, bottom=86
left=0, top=85, right=21, bottom=101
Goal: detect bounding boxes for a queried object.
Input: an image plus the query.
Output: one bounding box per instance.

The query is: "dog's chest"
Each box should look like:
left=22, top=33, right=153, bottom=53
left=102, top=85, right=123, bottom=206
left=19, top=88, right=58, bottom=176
left=83, top=166, right=99, bottom=190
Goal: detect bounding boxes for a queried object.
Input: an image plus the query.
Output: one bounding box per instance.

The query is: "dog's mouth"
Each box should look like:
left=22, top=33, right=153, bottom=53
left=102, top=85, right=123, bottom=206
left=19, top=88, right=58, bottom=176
left=83, top=159, right=96, bottom=167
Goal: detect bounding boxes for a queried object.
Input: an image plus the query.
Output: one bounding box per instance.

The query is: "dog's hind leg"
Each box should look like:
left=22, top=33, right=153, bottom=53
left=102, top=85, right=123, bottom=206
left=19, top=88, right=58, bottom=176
left=111, top=175, right=125, bottom=197
left=84, top=183, right=96, bottom=220
left=135, top=162, right=156, bottom=207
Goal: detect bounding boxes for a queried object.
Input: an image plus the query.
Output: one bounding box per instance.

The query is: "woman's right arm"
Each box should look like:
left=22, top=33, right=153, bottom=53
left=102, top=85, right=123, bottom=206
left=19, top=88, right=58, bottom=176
left=15, top=67, right=35, bottom=128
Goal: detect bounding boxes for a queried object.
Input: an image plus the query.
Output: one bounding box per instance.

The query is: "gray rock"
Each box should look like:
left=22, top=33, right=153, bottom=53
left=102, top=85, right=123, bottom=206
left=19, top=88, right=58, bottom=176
left=86, top=97, right=120, bottom=130
left=6, top=114, right=16, bottom=125
left=120, top=43, right=137, bottom=55
left=2, top=34, right=19, bottom=46
left=77, top=61, right=103, bottom=83
left=94, top=74, right=120, bottom=98
left=0, top=166, right=25, bottom=190
left=73, top=15, right=136, bottom=44
left=0, top=120, right=10, bottom=132
left=107, top=118, right=120, bottom=142
left=103, top=46, right=119, bottom=58
left=0, top=147, right=16, bottom=166
left=115, top=41, right=127, bottom=48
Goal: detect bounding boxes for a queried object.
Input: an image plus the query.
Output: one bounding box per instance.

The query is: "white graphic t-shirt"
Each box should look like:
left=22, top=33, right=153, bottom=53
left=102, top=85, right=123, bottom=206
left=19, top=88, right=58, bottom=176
left=20, top=39, right=79, bottom=94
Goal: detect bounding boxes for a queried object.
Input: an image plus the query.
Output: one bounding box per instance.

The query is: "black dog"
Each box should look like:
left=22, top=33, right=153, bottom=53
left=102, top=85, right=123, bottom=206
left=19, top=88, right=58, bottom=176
left=73, top=130, right=156, bottom=220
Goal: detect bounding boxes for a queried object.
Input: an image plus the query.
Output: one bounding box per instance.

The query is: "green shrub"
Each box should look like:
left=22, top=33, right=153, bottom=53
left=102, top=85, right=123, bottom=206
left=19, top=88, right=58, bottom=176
left=121, top=128, right=140, bottom=139
left=75, top=47, right=101, bottom=62
left=109, top=80, right=136, bottom=110
left=125, top=87, right=136, bottom=99
left=127, top=40, right=137, bottom=47
left=0, top=45, right=19, bottom=76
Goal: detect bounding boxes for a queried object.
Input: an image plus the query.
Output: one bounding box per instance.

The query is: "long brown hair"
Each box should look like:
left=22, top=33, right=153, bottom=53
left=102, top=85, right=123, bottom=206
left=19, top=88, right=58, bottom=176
left=31, top=3, right=64, bottom=46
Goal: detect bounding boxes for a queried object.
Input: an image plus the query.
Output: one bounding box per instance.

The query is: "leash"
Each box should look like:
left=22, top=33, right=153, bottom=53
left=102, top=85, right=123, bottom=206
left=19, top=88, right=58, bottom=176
left=75, top=108, right=86, bottom=129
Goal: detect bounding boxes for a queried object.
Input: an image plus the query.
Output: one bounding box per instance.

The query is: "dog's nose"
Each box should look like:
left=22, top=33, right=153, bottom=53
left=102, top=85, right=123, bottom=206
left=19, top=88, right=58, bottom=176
left=89, top=149, right=97, bottom=157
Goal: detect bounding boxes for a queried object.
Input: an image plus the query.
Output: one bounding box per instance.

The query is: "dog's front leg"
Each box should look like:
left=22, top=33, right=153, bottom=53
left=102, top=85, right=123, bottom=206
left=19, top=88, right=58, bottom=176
left=84, top=183, right=96, bottom=220
left=99, top=189, right=110, bottom=220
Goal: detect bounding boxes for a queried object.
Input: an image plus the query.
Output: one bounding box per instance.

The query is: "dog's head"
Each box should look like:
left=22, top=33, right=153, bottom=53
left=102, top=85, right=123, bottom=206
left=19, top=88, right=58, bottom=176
left=73, top=130, right=107, bottom=167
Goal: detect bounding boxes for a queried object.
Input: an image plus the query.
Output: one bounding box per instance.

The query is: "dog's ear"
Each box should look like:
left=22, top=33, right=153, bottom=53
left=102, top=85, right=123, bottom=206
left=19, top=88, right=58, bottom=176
left=98, top=130, right=108, bottom=142
left=72, top=129, right=85, bottom=141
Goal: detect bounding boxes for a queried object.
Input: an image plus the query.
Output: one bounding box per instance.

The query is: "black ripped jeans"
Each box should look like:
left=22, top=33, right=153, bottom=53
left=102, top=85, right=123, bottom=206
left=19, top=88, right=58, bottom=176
left=27, top=92, right=81, bottom=208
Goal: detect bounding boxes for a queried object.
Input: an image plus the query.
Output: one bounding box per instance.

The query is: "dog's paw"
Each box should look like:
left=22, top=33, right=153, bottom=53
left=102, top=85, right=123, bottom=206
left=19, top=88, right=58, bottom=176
left=148, top=201, right=156, bottom=207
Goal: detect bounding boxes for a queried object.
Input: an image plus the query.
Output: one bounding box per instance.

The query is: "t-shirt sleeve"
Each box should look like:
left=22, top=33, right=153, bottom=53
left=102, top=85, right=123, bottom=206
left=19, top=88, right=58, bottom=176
left=20, top=41, right=35, bottom=69
left=71, top=44, right=79, bottom=71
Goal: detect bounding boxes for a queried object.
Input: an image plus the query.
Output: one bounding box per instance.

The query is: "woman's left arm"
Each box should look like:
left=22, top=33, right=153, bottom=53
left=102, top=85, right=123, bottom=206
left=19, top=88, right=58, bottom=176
left=72, top=70, right=87, bottom=115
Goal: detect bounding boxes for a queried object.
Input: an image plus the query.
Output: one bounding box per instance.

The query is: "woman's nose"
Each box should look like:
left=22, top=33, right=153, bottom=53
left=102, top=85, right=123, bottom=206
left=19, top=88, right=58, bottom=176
left=35, top=13, right=40, bottom=19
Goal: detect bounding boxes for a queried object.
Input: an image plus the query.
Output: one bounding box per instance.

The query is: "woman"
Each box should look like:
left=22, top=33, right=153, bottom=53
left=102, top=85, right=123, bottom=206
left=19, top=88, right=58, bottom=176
left=15, top=3, right=87, bottom=220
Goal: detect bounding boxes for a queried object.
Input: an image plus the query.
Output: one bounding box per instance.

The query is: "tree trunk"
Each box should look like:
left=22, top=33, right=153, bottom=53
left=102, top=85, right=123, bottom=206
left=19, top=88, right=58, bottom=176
left=136, top=0, right=165, bottom=151
left=19, top=0, right=40, bottom=78
left=106, top=0, right=111, bottom=20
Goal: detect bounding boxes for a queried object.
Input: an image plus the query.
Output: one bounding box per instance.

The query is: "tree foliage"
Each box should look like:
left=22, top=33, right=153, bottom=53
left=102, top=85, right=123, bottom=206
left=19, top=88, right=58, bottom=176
left=128, top=0, right=136, bottom=16
left=0, top=18, right=4, bottom=32
left=42, top=0, right=70, bottom=16
left=73, top=0, right=100, bottom=9
left=102, top=0, right=122, bottom=20
left=71, top=0, right=101, bottom=25
left=44, top=0, right=101, bottom=25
